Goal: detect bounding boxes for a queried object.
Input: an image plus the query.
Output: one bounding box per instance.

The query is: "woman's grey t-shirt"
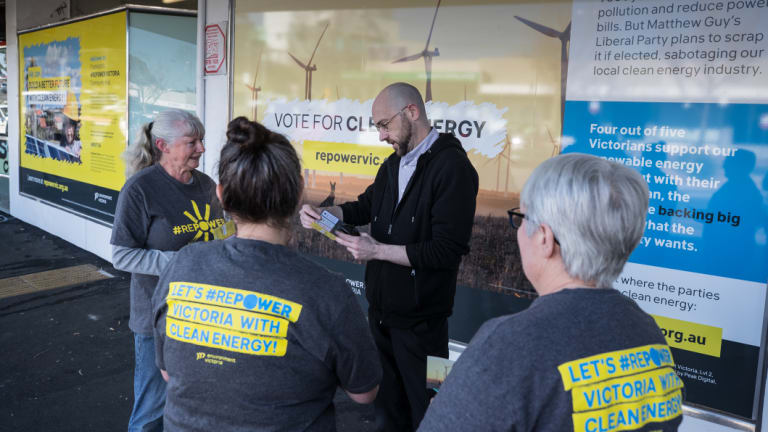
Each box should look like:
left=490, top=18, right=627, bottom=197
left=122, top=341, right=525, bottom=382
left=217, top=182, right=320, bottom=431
left=152, top=238, right=382, bottom=431
left=111, top=164, right=225, bottom=334
left=419, top=289, right=683, bottom=432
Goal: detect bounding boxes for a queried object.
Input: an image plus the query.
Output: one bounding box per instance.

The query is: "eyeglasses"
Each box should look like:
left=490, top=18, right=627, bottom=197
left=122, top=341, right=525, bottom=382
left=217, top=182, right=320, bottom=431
left=374, top=105, right=410, bottom=132
left=507, top=208, right=526, bottom=229
left=507, top=207, right=560, bottom=245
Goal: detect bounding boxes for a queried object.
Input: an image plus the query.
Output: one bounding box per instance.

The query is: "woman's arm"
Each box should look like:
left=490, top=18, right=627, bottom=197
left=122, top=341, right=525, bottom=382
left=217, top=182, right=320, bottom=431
left=111, top=244, right=176, bottom=276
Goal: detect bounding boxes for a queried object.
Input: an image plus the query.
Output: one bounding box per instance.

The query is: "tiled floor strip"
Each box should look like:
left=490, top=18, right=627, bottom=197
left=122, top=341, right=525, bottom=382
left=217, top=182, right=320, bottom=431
left=0, top=264, right=113, bottom=299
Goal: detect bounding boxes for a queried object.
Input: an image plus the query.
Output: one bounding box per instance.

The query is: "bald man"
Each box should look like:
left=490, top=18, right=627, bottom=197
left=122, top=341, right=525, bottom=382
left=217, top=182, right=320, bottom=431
left=301, top=83, right=479, bottom=431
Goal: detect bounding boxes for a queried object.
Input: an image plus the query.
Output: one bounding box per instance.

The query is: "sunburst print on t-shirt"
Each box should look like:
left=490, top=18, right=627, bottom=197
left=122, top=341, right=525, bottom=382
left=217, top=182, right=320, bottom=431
left=172, top=200, right=225, bottom=242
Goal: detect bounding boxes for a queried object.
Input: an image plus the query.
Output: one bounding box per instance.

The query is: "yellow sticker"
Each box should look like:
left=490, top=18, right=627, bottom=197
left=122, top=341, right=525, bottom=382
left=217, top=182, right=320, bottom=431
left=167, top=299, right=289, bottom=338
left=571, top=366, right=683, bottom=412
left=303, top=141, right=392, bottom=176
left=572, top=389, right=683, bottom=432
left=651, top=314, right=723, bottom=358
left=166, top=317, right=287, bottom=357
left=212, top=220, right=237, bottom=240
left=168, top=282, right=303, bottom=322
left=311, top=221, right=337, bottom=240
left=558, top=344, right=674, bottom=391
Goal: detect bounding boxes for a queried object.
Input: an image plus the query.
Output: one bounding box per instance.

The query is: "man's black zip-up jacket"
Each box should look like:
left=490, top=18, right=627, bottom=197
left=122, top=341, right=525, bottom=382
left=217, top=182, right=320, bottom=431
left=340, top=133, right=479, bottom=328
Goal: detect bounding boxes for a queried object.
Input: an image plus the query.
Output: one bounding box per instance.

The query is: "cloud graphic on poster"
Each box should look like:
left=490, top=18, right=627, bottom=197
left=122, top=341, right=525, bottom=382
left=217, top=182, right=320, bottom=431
left=425, top=101, right=507, bottom=158
left=263, top=99, right=508, bottom=158
left=760, top=113, right=768, bottom=130
left=44, top=44, right=70, bottom=71
left=23, top=37, right=82, bottom=91
left=44, top=45, right=82, bottom=94
left=560, top=135, right=575, bottom=150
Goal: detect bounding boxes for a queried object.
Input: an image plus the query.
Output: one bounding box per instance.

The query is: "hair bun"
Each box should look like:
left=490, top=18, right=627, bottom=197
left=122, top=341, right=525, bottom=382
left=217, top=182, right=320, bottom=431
left=226, top=117, right=272, bottom=151
left=225, top=116, right=253, bottom=146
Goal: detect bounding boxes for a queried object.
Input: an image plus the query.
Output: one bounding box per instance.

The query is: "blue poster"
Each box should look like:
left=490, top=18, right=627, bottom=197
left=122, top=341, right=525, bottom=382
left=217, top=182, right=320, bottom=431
left=563, top=101, right=768, bottom=284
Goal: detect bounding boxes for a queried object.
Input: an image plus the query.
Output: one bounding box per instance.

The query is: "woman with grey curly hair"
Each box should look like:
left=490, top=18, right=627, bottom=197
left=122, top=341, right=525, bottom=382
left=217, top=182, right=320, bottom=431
left=111, top=109, right=225, bottom=431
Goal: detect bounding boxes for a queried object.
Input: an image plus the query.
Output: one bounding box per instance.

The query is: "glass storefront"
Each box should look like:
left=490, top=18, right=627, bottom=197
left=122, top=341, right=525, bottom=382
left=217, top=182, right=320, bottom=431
left=232, top=0, right=768, bottom=422
left=232, top=0, right=570, bottom=314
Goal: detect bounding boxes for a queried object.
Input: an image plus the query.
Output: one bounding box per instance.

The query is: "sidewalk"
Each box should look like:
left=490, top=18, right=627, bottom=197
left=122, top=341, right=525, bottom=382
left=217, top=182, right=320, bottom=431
left=0, top=211, right=375, bottom=431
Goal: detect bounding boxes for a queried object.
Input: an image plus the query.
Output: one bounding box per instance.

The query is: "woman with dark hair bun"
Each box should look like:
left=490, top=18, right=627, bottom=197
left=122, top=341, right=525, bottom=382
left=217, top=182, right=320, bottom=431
left=152, top=117, right=381, bottom=431
left=111, top=109, right=224, bottom=432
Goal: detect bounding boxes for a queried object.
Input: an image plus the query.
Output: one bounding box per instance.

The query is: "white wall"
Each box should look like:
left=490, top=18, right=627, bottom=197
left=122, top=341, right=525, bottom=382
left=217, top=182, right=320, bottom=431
left=17, top=0, right=71, bottom=30
left=199, top=0, right=229, bottom=182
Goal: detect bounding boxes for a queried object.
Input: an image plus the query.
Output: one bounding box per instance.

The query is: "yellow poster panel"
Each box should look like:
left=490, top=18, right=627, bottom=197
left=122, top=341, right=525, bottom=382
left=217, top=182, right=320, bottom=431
left=651, top=314, right=723, bottom=358
left=19, top=12, right=127, bottom=212
left=303, top=141, right=393, bottom=177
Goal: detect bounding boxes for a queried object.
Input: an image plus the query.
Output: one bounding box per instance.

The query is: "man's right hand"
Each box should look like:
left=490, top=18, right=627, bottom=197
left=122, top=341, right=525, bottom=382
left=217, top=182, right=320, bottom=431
left=299, top=204, right=321, bottom=229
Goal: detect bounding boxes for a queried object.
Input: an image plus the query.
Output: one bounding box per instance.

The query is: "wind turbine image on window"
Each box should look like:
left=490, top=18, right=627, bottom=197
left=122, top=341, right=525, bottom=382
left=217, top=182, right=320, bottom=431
left=514, top=16, right=571, bottom=134
left=287, top=23, right=329, bottom=101
left=245, top=52, right=262, bottom=120
left=393, top=0, right=442, bottom=102
left=482, top=132, right=513, bottom=196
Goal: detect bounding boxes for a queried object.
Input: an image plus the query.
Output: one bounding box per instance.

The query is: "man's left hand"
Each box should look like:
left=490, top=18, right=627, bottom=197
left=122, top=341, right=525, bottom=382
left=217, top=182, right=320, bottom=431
left=335, top=232, right=380, bottom=261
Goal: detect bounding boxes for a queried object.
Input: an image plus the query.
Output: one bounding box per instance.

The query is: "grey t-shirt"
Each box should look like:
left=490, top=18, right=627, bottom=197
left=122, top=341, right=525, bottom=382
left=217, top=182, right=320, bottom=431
left=152, top=238, right=382, bottom=432
left=419, top=289, right=683, bottom=432
left=111, top=164, right=225, bottom=334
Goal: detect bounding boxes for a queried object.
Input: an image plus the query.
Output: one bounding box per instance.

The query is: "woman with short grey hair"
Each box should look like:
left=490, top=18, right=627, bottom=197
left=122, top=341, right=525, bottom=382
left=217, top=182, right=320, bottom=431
left=519, top=152, right=649, bottom=288
left=111, top=109, right=225, bottom=432
left=419, top=154, right=682, bottom=431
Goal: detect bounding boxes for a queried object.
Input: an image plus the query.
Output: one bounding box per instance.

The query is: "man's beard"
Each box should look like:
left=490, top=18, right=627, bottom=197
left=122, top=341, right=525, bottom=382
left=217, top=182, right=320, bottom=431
left=394, top=119, right=413, bottom=157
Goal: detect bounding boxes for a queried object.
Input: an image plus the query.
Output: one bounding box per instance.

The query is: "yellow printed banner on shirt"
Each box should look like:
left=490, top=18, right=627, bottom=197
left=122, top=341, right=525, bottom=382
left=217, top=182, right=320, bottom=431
left=167, top=281, right=303, bottom=322
left=571, top=366, right=683, bottom=412
left=558, top=344, right=674, bottom=391
left=167, top=317, right=287, bottom=357
left=571, top=389, right=683, bottom=432
left=167, top=299, right=289, bottom=338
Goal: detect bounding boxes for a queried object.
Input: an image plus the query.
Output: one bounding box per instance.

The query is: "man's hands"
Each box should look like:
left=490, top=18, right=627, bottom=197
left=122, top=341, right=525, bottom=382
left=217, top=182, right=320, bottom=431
left=300, top=204, right=410, bottom=266
left=299, top=204, right=322, bottom=229
left=335, top=232, right=381, bottom=261
left=300, top=204, right=344, bottom=229
left=301, top=203, right=382, bottom=261
left=337, top=232, right=412, bottom=266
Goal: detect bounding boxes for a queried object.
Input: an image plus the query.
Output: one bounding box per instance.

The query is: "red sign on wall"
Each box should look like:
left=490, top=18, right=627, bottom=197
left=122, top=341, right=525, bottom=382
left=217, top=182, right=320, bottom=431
left=204, top=23, right=226, bottom=75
